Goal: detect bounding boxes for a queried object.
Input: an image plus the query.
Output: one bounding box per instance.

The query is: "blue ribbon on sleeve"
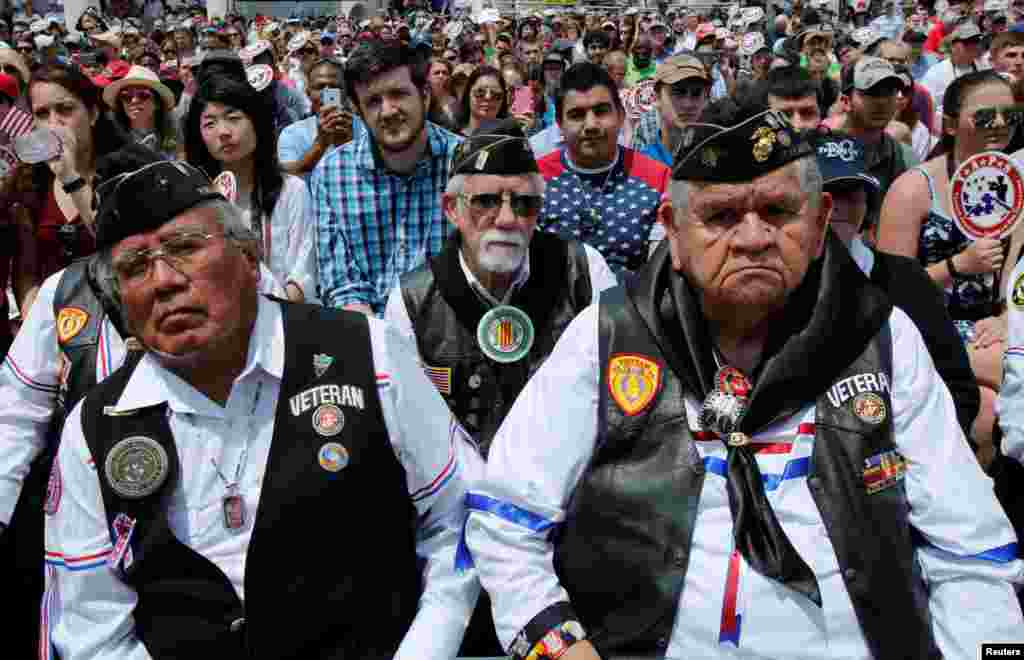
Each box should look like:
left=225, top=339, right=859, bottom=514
left=455, top=493, right=561, bottom=572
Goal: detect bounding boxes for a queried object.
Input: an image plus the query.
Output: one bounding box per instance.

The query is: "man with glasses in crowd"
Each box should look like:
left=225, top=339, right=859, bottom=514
left=42, top=148, right=480, bottom=659
left=921, top=21, right=989, bottom=115
left=386, top=119, right=616, bottom=657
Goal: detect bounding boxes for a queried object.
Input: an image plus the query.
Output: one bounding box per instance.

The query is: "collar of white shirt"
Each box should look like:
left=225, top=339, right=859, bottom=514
left=110, top=295, right=285, bottom=418
left=849, top=235, right=876, bottom=276
left=458, top=246, right=530, bottom=307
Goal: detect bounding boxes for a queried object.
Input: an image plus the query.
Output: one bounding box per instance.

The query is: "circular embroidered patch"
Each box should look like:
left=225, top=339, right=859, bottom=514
left=852, top=392, right=887, bottom=425
left=318, top=442, right=349, bottom=472
left=949, top=151, right=1024, bottom=241
left=312, top=403, right=345, bottom=437
left=476, top=305, right=534, bottom=364
left=105, top=436, right=169, bottom=499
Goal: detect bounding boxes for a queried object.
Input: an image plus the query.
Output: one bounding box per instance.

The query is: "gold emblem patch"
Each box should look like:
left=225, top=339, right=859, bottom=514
left=608, top=353, right=661, bottom=416
left=56, top=307, right=89, bottom=345
left=1013, top=272, right=1024, bottom=310
left=852, top=392, right=887, bottom=425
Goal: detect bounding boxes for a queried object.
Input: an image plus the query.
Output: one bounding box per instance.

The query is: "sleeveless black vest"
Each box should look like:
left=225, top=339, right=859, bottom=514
left=79, top=301, right=420, bottom=659
left=400, top=232, right=593, bottom=456
left=554, top=238, right=938, bottom=659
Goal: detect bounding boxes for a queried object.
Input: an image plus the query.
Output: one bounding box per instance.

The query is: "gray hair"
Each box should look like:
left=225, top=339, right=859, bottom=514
left=94, top=199, right=260, bottom=315
left=669, top=155, right=823, bottom=217
left=445, top=172, right=547, bottom=210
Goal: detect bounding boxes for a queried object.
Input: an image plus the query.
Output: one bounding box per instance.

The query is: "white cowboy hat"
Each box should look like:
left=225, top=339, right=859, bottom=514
left=103, top=65, right=176, bottom=111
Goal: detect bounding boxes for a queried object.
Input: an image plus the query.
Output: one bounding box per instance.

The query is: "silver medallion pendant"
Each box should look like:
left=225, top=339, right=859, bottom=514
left=699, top=390, right=749, bottom=436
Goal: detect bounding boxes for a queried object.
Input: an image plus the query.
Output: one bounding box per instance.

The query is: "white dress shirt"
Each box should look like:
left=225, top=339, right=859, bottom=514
left=383, top=241, right=617, bottom=347
left=0, top=264, right=285, bottom=527
left=43, top=295, right=481, bottom=659
left=466, top=302, right=1024, bottom=659
left=235, top=174, right=319, bottom=302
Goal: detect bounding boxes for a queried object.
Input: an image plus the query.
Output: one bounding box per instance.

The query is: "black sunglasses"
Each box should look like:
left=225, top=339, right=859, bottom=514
left=462, top=192, right=543, bottom=218
left=972, top=105, right=1024, bottom=129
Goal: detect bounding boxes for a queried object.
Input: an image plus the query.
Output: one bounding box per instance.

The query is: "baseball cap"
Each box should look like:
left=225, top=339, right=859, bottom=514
left=654, top=54, right=709, bottom=85
left=816, top=134, right=880, bottom=192
left=951, top=21, right=983, bottom=41
left=842, top=56, right=907, bottom=93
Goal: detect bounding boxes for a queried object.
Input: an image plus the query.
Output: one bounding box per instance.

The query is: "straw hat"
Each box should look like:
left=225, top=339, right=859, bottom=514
left=103, top=64, right=176, bottom=110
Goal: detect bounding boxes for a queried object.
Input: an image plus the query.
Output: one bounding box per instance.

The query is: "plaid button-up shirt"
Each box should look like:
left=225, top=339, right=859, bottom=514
left=311, top=122, right=463, bottom=314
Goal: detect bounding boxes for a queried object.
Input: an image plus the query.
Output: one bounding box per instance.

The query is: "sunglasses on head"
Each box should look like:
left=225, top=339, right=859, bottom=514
left=972, top=105, right=1024, bottom=129
left=120, top=88, right=153, bottom=103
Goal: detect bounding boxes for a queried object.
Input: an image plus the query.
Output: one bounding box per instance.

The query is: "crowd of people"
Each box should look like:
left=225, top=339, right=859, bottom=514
left=1, top=0, right=1024, bottom=657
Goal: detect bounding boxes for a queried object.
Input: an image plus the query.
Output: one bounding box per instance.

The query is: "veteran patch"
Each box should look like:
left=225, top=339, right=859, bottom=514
left=863, top=449, right=906, bottom=494
left=56, top=307, right=89, bottom=345
left=1013, top=271, right=1024, bottom=310
left=608, top=353, right=661, bottom=416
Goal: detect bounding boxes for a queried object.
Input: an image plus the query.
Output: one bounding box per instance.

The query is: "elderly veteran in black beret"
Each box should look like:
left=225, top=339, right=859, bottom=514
left=385, top=118, right=616, bottom=458
left=43, top=151, right=481, bottom=659
left=817, top=132, right=982, bottom=461
left=464, top=102, right=1024, bottom=660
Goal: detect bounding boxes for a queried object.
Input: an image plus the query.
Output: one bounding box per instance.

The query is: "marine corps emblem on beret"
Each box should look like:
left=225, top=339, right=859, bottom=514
left=608, top=353, right=661, bottom=416
left=751, top=126, right=776, bottom=163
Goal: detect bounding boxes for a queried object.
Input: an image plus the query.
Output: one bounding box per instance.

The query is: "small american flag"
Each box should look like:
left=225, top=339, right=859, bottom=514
left=0, top=105, right=33, bottom=141
left=423, top=365, right=452, bottom=396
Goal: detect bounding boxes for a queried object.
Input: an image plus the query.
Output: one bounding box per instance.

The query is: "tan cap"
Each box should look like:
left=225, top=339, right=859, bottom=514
left=654, top=54, right=708, bottom=85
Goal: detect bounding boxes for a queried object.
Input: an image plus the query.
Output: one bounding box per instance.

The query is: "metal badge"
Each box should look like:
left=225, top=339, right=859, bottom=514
left=476, top=305, right=534, bottom=364
left=699, top=390, right=748, bottom=436
left=318, top=441, right=349, bottom=472
left=727, top=432, right=751, bottom=447
left=312, top=403, right=345, bottom=437
left=223, top=489, right=246, bottom=530
left=852, top=392, right=887, bottom=425
left=105, top=436, right=170, bottom=499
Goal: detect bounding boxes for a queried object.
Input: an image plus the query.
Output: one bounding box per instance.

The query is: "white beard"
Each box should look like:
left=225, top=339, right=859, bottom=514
left=477, top=229, right=528, bottom=274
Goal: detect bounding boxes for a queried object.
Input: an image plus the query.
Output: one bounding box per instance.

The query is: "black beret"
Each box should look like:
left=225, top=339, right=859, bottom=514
left=451, top=118, right=539, bottom=177
left=94, top=145, right=225, bottom=251
left=673, top=109, right=814, bottom=183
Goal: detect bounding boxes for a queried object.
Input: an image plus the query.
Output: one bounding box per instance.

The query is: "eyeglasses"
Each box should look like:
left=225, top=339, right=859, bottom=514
left=971, top=105, right=1024, bottom=129
left=112, top=230, right=223, bottom=285
left=472, top=88, right=504, bottom=100
left=460, top=192, right=543, bottom=219
left=120, top=88, right=154, bottom=104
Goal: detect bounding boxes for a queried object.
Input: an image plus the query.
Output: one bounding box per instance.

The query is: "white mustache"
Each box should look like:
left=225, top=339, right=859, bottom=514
left=482, top=229, right=528, bottom=249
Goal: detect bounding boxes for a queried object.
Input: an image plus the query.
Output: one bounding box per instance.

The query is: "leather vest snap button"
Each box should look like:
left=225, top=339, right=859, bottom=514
left=468, top=374, right=482, bottom=389
left=844, top=568, right=857, bottom=581
left=808, top=476, right=822, bottom=489
left=656, top=636, right=668, bottom=648
left=230, top=617, right=246, bottom=633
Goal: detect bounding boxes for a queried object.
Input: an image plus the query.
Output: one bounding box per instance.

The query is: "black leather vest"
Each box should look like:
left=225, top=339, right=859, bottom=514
left=79, top=302, right=420, bottom=659
left=52, top=257, right=126, bottom=449
left=400, top=232, right=593, bottom=456
left=554, top=240, right=938, bottom=660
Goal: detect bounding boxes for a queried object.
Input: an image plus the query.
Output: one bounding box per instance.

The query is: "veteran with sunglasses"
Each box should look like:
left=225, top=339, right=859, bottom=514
left=465, top=102, right=1024, bottom=660
left=43, top=149, right=481, bottom=660
left=385, top=117, right=615, bottom=659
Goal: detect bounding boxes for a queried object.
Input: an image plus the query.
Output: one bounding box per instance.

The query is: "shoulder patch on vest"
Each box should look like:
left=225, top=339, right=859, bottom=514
left=608, top=353, right=662, bottom=416
left=56, top=306, right=90, bottom=345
